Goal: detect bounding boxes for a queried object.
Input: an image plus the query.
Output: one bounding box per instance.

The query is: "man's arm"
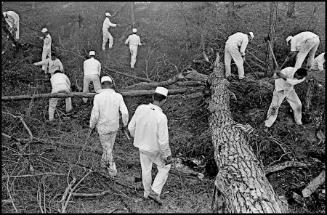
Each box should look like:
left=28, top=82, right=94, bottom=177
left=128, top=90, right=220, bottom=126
left=239, top=36, right=249, bottom=56
left=125, top=36, right=130, bottom=45
left=58, top=60, right=64, bottom=71
left=158, top=116, right=171, bottom=158
left=33, top=59, right=48, bottom=66
left=128, top=107, right=138, bottom=137
left=98, top=62, right=101, bottom=76
left=108, top=19, right=117, bottom=27
left=119, top=95, right=129, bottom=127
left=89, top=98, right=99, bottom=129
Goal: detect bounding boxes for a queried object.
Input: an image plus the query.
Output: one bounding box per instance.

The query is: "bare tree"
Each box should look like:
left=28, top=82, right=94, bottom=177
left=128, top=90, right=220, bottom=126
left=208, top=53, right=287, bottom=213
left=287, top=2, right=296, bottom=18
left=130, top=2, right=135, bottom=28
left=266, top=2, right=278, bottom=75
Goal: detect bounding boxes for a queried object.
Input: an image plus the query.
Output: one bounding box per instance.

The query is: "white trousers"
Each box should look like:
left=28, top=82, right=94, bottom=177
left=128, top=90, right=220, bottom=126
left=295, top=37, right=320, bottom=69
left=99, top=131, right=118, bottom=176
left=82, top=74, right=101, bottom=103
left=264, top=89, right=302, bottom=127
left=42, top=47, right=51, bottom=71
left=49, top=90, right=72, bottom=121
left=129, top=45, right=138, bottom=68
left=224, top=43, right=245, bottom=79
left=139, top=150, right=171, bottom=198
left=102, top=31, right=113, bottom=50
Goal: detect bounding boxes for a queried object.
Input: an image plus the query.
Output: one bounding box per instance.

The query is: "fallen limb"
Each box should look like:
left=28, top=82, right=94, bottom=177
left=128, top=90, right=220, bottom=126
left=302, top=170, right=325, bottom=198
left=2, top=87, right=204, bottom=101
left=265, top=161, right=308, bottom=175
left=72, top=189, right=112, bottom=197
left=1, top=172, right=66, bottom=179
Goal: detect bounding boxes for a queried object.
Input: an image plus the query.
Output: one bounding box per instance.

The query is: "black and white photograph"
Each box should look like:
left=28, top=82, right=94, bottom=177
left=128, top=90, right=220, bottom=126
left=1, top=1, right=325, bottom=213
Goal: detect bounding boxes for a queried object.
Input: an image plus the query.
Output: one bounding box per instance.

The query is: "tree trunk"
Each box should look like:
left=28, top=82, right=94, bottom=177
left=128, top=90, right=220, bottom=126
left=266, top=2, right=278, bottom=75
left=31, top=2, right=35, bottom=9
left=208, top=53, right=287, bottom=213
left=227, top=2, right=235, bottom=16
left=130, top=2, right=135, bottom=28
left=1, top=87, right=204, bottom=101
left=286, top=2, right=295, bottom=18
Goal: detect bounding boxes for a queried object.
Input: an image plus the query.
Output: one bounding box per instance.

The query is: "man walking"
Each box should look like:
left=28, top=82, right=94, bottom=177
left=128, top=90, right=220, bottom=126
left=83, top=50, right=101, bottom=103
left=128, top=87, right=173, bottom=204
left=39, top=28, right=52, bottom=72
left=224, top=32, right=254, bottom=80
left=89, top=76, right=129, bottom=177
left=286, top=31, right=320, bottom=69
left=125, top=28, right=142, bottom=69
left=102, top=12, right=118, bottom=50
left=3, top=11, right=20, bottom=40
left=48, top=70, right=73, bottom=122
left=264, top=67, right=308, bottom=128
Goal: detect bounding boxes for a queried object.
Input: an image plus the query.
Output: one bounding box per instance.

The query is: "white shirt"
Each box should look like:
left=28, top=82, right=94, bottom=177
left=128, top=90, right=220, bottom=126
left=102, top=17, right=117, bottom=32
left=43, top=34, right=52, bottom=50
left=226, top=32, right=249, bottom=55
left=290, top=31, right=319, bottom=52
left=128, top=103, right=171, bottom=157
left=311, top=53, right=325, bottom=71
left=125, top=34, right=141, bottom=46
left=50, top=72, right=71, bottom=93
left=275, top=67, right=306, bottom=92
left=83, top=57, right=101, bottom=76
left=34, top=58, right=64, bottom=74
left=90, top=89, right=129, bottom=134
left=4, top=11, right=19, bottom=29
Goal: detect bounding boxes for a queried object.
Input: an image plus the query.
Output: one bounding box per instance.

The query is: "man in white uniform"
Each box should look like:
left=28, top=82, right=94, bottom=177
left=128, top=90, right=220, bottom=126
left=3, top=11, right=20, bottom=40
left=224, top=32, right=254, bottom=80
left=310, top=53, right=325, bottom=71
left=125, top=28, right=142, bottom=69
left=264, top=67, right=308, bottom=128
left=128, top=87, right=173, bottom=204
left=102, top=12, right=119, bottom=50
left=83, top=51, right=101, bottom=103
left=286, top=31, right=320, bottom=69
left=48, top=70, right=72, bottom=121
left=89, top=76, right=129, bottom=177
left=33, top=52, right=64, bottom=76
left=39, top=28, right=52, bottom=72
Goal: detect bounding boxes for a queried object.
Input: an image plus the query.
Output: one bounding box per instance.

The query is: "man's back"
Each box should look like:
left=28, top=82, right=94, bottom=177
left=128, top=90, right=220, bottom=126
left=91, top=89, right=128, bottom=133
left=126, top=34, right=141, bottom=46
left=226, top=32, right=247, bottom=46
left=50, top=73, right=70, bottom=92
left=83, top=58, right=101, bottom=76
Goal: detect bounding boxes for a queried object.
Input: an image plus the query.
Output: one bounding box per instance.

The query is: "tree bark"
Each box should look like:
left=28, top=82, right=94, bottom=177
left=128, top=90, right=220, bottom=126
left=1, top=87, right=204, bottom=101
left=266, top=2, right=278, bottom=75
left=286, top=2, right=295, bottom=18
left=130, top=2, right=135, bottom=28
left=208, top=53, right=287, bottom=213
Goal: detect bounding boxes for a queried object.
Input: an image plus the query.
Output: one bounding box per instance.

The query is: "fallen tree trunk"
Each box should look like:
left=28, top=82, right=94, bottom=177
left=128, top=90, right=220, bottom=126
left=208, top=53, right=286, bottom=213
left=2, top=87, right=204, bottom=101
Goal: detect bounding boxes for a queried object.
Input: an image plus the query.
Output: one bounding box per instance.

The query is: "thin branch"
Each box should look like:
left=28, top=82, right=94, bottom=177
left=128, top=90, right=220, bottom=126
left=265, top=161, right=308, bottom=175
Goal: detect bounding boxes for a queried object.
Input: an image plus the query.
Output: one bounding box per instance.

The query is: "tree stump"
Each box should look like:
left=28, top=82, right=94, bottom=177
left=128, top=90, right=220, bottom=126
left=208, top=53, right=287, bottom=213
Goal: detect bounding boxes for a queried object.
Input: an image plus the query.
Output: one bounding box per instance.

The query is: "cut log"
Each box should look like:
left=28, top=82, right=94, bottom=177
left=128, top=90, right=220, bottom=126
left=1, top=87, right=204, bottom=101
left=302, top=170, right=325, bottom=198
left=209, top=53, right=286, bottom=213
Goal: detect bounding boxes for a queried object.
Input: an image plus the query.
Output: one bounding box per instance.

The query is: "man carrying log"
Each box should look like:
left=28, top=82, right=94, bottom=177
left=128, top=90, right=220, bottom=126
left=3, top=11, right=20, bottom=40
left=39, top=28, right=52, bottom=72
left=224, top=31, right=254, bottom=80
left=264, top=67, right=308, bottom=128
left=285, top=31, right=320, bottom=69
left=125, top=28, right=142, bottom=69
left=89, top=76, right=129, bottom=177
left=128, top=87, right=173, bottom=205
left=48, top=70, right=73, bottom=122
left=33, top=52, right=64, bottom=77
left=82, top=50, right=101, bottom=104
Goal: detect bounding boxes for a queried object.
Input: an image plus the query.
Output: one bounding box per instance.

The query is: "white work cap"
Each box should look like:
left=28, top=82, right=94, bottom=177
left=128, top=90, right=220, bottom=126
left=286, top=36, right=293, bottom=43
left=3, top=12, right=7, bottom=16
left=105, top=12, right=111, bottom=17
left=89, top=51, right=95, bottom=56
left=132, top=28, right=137, bottom=33
left=101, top=76, right=113, bottom=83
left=41, top=28, right=48, bottom=33
left=249, top=32, right=254, bottom=39
left=155, top=87, right=168, bottom=97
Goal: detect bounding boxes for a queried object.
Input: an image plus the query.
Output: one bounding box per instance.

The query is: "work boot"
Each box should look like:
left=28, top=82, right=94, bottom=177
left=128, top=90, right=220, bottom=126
left=148, top=190, right=162, bottom=205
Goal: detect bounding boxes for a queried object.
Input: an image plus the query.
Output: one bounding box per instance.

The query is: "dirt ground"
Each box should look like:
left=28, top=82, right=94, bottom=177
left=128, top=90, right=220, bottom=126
left=2, top=2, right=325, bottom=213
